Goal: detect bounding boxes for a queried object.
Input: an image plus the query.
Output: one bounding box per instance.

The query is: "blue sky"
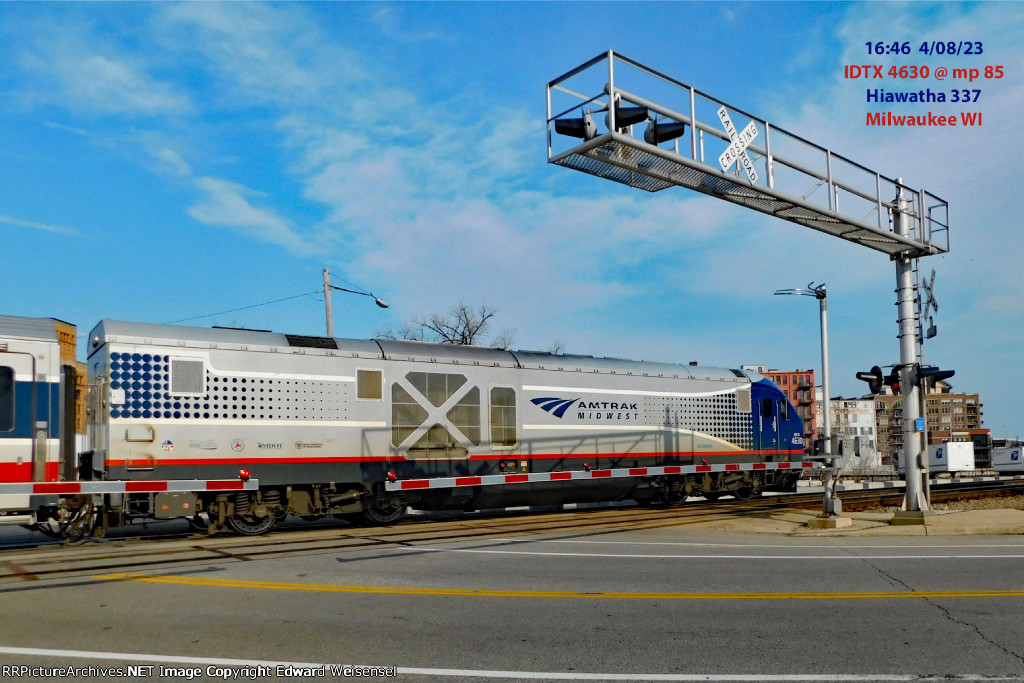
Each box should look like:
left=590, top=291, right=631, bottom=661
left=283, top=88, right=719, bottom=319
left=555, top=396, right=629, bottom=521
left=1, top=2, right=1022, bottom=438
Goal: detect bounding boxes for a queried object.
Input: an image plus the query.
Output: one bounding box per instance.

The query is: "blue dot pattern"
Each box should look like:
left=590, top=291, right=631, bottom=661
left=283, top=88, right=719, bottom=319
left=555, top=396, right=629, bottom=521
left=109, top=352, right=174, bottom=419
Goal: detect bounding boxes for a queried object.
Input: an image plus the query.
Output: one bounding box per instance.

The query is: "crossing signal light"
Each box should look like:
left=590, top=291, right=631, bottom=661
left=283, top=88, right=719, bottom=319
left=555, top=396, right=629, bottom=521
left=885, top=369, right=901, bottom=395
left=554, top=112, right=597, bottom=141
left=606, top=104, right=649, bottom=132
left=644, top=119, right=688, bottom=145
left=855, top=365, right=884, bottom=395
left=918, top=365, right=955, bottom=388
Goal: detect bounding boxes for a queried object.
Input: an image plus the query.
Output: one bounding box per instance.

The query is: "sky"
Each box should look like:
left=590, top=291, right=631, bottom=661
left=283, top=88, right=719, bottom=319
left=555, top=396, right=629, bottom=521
left=1, top=2, right=1022, bottom=438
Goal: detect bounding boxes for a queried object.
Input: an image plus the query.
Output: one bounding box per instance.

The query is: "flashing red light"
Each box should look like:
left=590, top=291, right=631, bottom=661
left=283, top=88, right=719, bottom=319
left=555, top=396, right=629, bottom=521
left=238, top=468, right=251, bottom=482
left=583, top=463, right=591, bottom=472
left=386, top=471, right=397, bottom=482
left=701, top=458, right=709, bottom=465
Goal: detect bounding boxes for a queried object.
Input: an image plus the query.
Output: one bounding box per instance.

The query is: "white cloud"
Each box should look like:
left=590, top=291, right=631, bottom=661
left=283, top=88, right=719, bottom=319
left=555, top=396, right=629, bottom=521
left=0, top=214, right=77, bottom=236
left=158, top=3, right=369, bottom=109
left=368, top=6, right=450, bottom=43
left=188, top=177, right=320, bottom=258
left=14, top=22, right=192, bottom=117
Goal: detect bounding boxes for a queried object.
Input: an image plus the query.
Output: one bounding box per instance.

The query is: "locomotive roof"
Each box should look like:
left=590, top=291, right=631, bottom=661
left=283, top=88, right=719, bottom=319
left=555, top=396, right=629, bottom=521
left=88, top=319, right=761, bottom=384
left=0, top=314, right=59, bottom=343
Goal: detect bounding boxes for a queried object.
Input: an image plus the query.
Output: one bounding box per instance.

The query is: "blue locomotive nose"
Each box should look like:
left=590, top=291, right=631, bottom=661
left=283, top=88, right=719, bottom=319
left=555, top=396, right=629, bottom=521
left=750, top=378, right=805, bottom=459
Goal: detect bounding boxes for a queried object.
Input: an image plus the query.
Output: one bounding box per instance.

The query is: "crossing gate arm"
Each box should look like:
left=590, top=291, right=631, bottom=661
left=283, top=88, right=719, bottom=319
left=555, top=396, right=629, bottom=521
left=385, top=461, right=820, bottom=492
left=0, top=478, right=260, bottom=496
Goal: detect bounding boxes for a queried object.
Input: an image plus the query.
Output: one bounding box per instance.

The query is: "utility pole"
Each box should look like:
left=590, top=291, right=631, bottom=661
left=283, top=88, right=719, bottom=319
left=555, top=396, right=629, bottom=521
left=323, top=268, right=334, bottom=337
left=322, top=268, right=389, bottom=338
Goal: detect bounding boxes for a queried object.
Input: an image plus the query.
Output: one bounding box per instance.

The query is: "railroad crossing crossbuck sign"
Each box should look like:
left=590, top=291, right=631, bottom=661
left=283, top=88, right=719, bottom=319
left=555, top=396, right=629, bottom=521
left=717, top=106, right=758, bottom=183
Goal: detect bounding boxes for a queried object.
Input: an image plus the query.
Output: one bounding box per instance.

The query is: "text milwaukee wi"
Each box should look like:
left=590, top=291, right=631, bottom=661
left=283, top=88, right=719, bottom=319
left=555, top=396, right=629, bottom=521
left=866, top=112, right=981, bottom=126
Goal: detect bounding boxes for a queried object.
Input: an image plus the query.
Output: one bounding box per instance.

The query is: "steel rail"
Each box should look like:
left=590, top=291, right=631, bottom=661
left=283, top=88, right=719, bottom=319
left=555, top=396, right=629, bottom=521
left=2, top=480, right=1021, bottom=585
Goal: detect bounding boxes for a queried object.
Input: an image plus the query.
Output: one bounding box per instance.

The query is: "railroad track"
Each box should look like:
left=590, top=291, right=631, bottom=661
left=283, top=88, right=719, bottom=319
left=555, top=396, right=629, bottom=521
left=2, top=479, right=1022, bottom=587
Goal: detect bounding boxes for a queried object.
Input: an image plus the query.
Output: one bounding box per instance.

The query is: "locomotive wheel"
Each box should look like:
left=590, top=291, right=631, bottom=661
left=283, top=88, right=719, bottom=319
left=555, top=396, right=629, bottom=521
left=226, top=513, right=277, bottom=536
left=662, top=489, right=687, bottom=505
left=732, top=486, right=756, bottom=501
left=358, top=496, right=408, bottom=526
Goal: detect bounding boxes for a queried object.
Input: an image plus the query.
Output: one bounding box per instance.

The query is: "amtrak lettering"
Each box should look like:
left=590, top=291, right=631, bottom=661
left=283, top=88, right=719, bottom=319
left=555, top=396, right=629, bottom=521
left=531, top=396, right=641, bottom=422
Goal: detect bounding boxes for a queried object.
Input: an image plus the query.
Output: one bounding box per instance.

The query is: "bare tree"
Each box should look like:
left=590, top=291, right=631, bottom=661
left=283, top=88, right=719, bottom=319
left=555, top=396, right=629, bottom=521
left=378, top=303, right=515, bottom=349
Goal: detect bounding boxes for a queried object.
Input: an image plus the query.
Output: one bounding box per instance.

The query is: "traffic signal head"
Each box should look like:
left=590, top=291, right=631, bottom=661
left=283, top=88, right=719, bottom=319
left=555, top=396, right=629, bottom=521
left=918, top=365, right=955, bottom=387
left=855, top=365, right=884, bottom=395
left=554, top=111, right=597, bottom=141
left=644, top=119, right=687, bottom=145
left=885, top=368, right=901, bottom=395
left=606, top=104, right=649, bottom=132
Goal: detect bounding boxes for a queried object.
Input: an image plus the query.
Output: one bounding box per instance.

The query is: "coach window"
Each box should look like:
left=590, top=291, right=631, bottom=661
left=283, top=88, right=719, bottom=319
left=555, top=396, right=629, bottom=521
left=0, top=367, right=13, bottom=432
left=490, top=387, right=517, bottom=447
left=357, top=369, right=383, bottom=400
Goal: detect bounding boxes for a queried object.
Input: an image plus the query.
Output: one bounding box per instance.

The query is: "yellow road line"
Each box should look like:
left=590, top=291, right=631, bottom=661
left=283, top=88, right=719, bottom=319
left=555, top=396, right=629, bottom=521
left=97, top=573, right=1024, bottom=600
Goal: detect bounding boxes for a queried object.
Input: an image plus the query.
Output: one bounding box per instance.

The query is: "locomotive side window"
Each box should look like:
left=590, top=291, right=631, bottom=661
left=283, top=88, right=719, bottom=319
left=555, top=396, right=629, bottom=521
left=761, top=398, right=774, bottom=419
left=170, top=358, right=205, bottom=396
left=392, top=385, right=428, bottom=446
left=357, top=369, right=383, bottom=400
left=407, top=371, right=466, bottom=407
left=0, top=366, right=13, bottom=433
left=446, top=386, right=481, bottom=445
left=778, top=400, right=789, bottom=420
left=391, top=372, right=479, bottom=458
left=490, top=387, right=517, bottom=447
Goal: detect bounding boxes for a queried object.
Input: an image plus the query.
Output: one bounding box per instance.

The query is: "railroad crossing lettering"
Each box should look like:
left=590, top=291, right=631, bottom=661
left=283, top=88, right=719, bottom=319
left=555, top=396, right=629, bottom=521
left=717, top=106, right=758, bottom=183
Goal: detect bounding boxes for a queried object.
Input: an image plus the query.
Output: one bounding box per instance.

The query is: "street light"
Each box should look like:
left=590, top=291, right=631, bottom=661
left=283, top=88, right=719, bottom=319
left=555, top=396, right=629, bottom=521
left=775, top=282, right=839, bottom=516
left=322, top=268, right=389, bottom=337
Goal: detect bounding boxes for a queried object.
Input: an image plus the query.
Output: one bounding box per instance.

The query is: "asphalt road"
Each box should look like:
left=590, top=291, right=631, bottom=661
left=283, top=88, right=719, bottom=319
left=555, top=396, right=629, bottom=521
left=1, top=521, right=1023, bottom=682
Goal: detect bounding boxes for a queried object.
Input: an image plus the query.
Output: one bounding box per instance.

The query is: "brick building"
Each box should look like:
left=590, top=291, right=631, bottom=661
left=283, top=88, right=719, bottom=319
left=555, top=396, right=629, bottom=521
left=873, top=386, right=989, bottom=467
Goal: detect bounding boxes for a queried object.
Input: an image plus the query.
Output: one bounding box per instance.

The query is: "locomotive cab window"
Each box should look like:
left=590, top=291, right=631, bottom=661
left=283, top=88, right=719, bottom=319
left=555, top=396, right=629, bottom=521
left=0, top=366, right=13, bottom=433
left=761, top=398, right=774, bottom=419
left=357, top=369, right=383, bottom=400
left=778, top=400, right=789, bottom=420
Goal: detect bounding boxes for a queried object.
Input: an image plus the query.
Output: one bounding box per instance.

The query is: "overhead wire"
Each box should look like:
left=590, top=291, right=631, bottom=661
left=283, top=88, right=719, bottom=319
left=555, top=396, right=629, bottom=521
left=163, top=292, right=320, bottom=324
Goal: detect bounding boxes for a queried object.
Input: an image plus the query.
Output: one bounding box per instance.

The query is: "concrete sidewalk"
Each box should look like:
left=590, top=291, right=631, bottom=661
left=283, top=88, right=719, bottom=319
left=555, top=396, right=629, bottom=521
left=688, top=507, right=1024, bottom=536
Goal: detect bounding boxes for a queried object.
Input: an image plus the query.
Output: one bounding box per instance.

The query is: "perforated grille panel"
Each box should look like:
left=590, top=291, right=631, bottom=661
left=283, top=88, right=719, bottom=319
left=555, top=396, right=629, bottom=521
left=644, top=393, right=752, bottom=449
left=108, top=352, right=350, bottom=420
left=170, top=359, right=205, bottom=395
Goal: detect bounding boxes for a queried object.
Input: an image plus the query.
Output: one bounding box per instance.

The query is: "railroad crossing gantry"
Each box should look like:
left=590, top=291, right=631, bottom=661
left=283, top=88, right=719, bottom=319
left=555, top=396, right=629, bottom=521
left=547, top=51, right=950, bottom=519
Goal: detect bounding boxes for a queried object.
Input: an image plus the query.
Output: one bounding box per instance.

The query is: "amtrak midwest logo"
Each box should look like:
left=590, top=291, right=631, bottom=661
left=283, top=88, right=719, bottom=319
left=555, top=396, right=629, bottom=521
left=531, top=397, right=640, bottom=421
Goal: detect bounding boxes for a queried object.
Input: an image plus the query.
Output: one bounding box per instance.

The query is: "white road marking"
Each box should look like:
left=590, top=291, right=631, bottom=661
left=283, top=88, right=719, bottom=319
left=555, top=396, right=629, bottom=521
left=516, top=538, right=1024, bottom=550
left=393, top=547, right=1024, bottom=560
left=0, top=646, right=1020, bottom=681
